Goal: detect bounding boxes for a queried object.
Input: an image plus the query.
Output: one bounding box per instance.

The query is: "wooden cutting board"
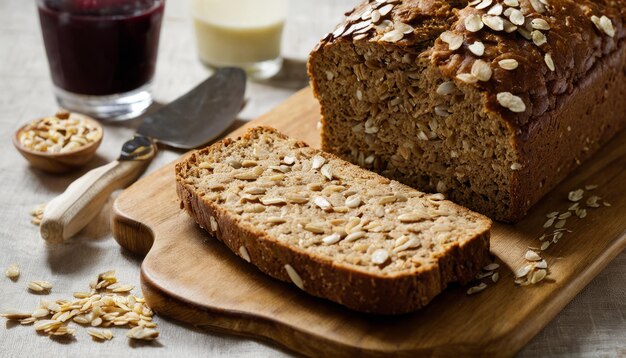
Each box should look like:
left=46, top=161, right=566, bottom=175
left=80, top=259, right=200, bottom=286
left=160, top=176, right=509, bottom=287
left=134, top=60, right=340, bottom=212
left=111, top=87, right=626, bottom=357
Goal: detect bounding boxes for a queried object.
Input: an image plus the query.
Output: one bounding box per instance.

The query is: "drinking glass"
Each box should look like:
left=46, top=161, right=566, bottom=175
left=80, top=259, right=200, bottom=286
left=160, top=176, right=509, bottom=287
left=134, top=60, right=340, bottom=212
left=191, top=0, right=287, bottom=80
left=37, top=0, right=165, bottom=120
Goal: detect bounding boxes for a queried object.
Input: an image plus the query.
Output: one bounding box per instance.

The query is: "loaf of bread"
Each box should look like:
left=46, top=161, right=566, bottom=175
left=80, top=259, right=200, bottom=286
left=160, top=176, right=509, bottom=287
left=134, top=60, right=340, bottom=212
left=176, top=127, right=491, bottom=314
left=308, top=0, right=625, bottom=222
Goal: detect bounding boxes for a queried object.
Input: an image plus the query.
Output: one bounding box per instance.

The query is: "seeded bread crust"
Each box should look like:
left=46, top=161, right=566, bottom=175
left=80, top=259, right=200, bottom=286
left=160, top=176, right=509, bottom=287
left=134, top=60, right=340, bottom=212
left=308, top=0, right=626, bottom=222
left=175, top=127, right=491, bottom=314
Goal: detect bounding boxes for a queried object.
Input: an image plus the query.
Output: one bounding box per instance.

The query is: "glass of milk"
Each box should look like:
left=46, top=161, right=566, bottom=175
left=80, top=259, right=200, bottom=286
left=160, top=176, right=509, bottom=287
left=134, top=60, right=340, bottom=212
left=192, top=0, right=287, bottom=80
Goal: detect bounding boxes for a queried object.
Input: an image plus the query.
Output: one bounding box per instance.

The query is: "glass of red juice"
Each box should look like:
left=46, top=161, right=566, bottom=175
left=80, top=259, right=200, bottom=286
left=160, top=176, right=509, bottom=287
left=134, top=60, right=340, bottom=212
left=37, top=0, right=165, bottom=120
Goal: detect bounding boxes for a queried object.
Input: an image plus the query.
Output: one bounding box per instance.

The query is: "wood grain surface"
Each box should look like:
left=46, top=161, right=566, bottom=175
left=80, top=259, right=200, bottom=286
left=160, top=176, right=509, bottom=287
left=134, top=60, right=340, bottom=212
left=112, top=88, right=626, bottom=357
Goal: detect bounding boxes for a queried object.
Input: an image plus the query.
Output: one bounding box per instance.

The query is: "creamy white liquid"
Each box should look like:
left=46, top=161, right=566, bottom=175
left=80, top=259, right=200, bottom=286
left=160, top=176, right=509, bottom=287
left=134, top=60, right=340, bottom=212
left=192, top=0, right=287, bottom=66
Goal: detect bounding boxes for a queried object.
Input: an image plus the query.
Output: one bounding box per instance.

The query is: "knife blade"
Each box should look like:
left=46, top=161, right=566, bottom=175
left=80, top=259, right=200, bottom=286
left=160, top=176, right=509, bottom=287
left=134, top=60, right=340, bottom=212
left=40, top=68, right=246, bottom=244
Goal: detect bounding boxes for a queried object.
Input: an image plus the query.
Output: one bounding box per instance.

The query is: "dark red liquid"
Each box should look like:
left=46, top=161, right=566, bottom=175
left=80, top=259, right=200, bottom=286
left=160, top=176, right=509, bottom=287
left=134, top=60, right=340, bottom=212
left=38, top=0, right=164, bottom=95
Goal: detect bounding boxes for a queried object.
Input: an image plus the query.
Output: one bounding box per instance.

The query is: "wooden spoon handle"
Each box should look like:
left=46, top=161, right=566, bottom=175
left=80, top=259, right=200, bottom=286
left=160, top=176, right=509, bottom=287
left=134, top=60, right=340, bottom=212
left=40, top=158, right=154, bottom=244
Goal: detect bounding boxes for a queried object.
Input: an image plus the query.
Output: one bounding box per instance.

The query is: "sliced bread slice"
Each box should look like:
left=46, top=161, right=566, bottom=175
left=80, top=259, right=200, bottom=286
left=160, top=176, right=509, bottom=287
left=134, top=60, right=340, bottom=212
left=175, top=127, right=492, bottom=314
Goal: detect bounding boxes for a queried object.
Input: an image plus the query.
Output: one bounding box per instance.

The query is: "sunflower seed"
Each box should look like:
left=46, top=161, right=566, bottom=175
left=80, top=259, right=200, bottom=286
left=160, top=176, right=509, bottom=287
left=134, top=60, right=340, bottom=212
left=267, top=216, right=287, bottom=224
left=544, top=53, right=555, bottom=71
left=0, top=310, right=32, bottom=319
left=322, top=233, right=342, bottom=245
left=371, top=249, right=389, bottom=265
left=492, top=272, right=500, bottom=283
left=532, top=30, right=547, bottom=46
left=398, top=212, right=424, bottom=223
left=525, top=250, right=541, bottom=261
left=456, top=73, right=478, bottom=83
left=530, top=0, right=545, bottom=13
left=239, top=246, right=251, bottom=262
left=568, top=189, right=584, bottom=202
left=536, top=260, right=548, bottom=269
left=304, top=223, right=325, bottom=234
left=436, top=81, right=457, bottom=95
left=530, top=269, right=547, bottom=284
left=531, top=18, right=550, bottom=30
left=483, top=263, right=500, bottom=271
left=345, top=195, right=362, bottom=208
left=498, top=58, right=519, bottom=71
left=320, top=164, right=333, bottom=180
left=488, top=3, right=503, bottom=16
left=344, top=231, right=365, bottom=242
left=311, top=155, right=325, bottom=170
left=467, top=282, right=487, bottom=295
left=5, top=264, right=19, bottom=280
left=284, top=264, right=304, bottom=290
left=313, top=196, right=332, bottom=210
left=503, top=0, right=519, bottom=6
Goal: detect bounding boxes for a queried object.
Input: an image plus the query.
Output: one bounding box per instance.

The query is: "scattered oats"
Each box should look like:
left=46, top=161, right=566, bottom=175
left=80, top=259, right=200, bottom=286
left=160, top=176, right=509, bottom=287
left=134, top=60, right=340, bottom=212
left=554, top=219, right=566, bottom=229
left=380, top=29, right=404, bottom=43
left=585, top=184, right=598, bottom=190
left=88, top=328, right=113, bottom=341
left=284, top=264, right=304, bottom=290
left=28, top=280, right=52, bottom=293
left=1, top=311, right=32, bottom=320
left=530, top=269, right=547, bottom=284
left=492, top=272, right=500, bottom=283
left=475, top=0, right=493, bottom=10
left=465, top=14, right=484, bottom=32
left=525, top=250, right=542, bottom=261
left=440, top=31, right=463, bottom=50
left=603, top=202, right=611, bottom=207
left=488, top=3, right=503, bottom=16
left=586, top=195, right=601, bottom=208
left=468, top=41, right=485, bottom=56
left=477, top=271, right=494, bottom=279
left=509, top=9, right=525, bottom=26
left=568, top=189, right=584, bottom=202
left=498, top=59, right=519, bottom=70
left=544, top=53, right=555, bottom=71
left=483, top=263, right=500, bottom=271
left=482, top=15, right=504, bottom=31
left=557, top=212, right=572, bottom=220
left=532, top=30, right=547, bottom=46
left=467, top=282, right=487, bottom=295
left=239, top=246, right=251, bottom=262
left=531, top=18, right=550, bottom=30
left=510, top=162, right=523, bottom=170
left=568, top=203, right=579, bottom=211
left=5, top=264, right=19, bottom=280
left=516, top=264, right=533, bottom=278
left=539, top=234, right=546, bottom=241
left=576, top=208, right=588, bottom=218
left=497, top=92, right=526, bottom=112
left=456, top=73, right=478, bottom=84
left=371, top=249, right=389, bottom=265
left=540, top=241, right=551, bottom=251
left=127, top=326, right=159, bottom=341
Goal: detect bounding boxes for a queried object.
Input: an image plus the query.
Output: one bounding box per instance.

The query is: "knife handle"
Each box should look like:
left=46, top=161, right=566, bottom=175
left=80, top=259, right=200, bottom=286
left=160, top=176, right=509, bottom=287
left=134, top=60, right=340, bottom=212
left=40, top=146, right=156, bottom=244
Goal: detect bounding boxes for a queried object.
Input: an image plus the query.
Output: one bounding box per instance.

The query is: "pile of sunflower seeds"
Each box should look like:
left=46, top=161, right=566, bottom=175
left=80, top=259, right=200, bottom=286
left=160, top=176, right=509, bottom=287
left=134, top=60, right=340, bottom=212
left=0, top=270, right=158, bottom=341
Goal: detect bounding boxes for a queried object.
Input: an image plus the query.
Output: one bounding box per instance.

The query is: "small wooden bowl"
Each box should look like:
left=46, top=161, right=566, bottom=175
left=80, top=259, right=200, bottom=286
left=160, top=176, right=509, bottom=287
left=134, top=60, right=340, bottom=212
left=13, top=114, right=103, bottom=174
